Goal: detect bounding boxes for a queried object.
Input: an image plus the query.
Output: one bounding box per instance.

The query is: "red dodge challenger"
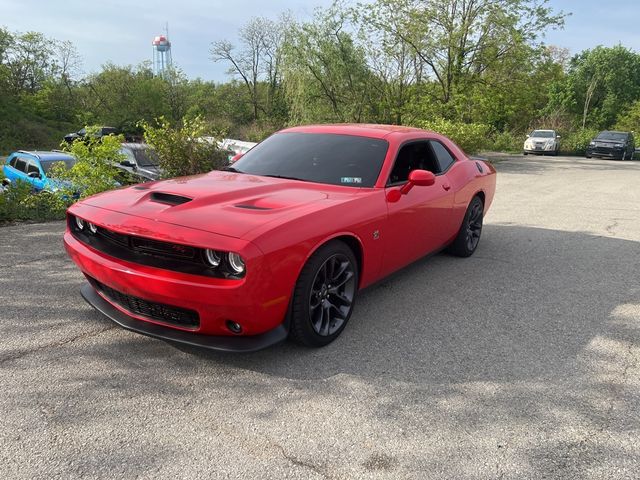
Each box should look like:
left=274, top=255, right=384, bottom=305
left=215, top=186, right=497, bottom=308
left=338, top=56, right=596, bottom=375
left=64, top=124, right=496, bottom=352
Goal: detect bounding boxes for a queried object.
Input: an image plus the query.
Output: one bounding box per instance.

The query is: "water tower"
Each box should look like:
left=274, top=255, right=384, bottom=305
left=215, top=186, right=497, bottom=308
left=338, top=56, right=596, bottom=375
left=152, top=27, right=173, bottom=77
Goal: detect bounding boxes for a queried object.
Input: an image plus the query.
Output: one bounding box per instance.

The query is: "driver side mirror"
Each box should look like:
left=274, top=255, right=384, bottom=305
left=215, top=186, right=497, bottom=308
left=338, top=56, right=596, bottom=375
left=230, top=152, right=244, bottom=163
left=28, top=171, right=41, bottom=179
left=120, top=160, right=135, bottom=168
left=387, top=169, right=436, bottom=202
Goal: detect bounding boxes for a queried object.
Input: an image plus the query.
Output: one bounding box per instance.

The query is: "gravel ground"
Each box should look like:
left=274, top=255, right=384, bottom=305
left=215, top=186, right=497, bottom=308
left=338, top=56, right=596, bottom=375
left=1, top=155, right=639, bottom=479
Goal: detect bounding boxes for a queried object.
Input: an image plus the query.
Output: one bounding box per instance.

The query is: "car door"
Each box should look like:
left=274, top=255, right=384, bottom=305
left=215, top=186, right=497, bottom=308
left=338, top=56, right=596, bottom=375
left=382, top=140, right=455, bottom=275
left=25, top=158, right=46, bottom=191
left=5, top=156, right=29, bottom=185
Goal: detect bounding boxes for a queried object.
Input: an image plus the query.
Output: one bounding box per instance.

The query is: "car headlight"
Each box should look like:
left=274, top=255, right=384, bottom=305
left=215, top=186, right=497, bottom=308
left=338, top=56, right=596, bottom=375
left=75, top=217, right=85, bottom=230
left=227, top=252, right=246, bottom=274
left=614, top=143, right=623, bottom=148
left=204, top=249, right=221, bottom=267
left=589, top=142, right=595, bottom=146
left=88, top=222, right=98, bottom=234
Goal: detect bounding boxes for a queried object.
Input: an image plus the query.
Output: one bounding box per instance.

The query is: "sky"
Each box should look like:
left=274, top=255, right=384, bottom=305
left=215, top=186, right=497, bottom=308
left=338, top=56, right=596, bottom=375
left=1, top=0, right=639, bottom=82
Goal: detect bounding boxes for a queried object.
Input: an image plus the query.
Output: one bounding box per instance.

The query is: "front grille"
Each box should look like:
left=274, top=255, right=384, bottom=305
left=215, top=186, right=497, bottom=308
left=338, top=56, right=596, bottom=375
left=90, top=277, right=199, bottom=329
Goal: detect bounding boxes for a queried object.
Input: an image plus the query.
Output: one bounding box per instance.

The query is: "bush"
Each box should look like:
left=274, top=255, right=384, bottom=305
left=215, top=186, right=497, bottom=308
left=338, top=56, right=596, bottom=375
left=490, top=131, right=523, bottom=153
left=561, top=128, right=599, bottom=155
left=415, top=118, right=491, bottom=154
left=0, top=180, right=69, bottom=223
left=141, top=116, right=229, bottom=178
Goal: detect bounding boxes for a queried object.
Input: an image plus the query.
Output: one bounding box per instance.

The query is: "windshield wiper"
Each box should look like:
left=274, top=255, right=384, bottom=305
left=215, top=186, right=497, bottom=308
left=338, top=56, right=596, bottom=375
left=222, top=166, right=244, bottom=173
left=262, top=174, right=309, bottom=182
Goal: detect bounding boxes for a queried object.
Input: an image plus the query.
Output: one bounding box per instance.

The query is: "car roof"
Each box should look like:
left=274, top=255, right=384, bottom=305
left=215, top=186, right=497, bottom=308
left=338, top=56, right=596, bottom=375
left=279, top=124, right=430, bottom=139
left=12, top=150, right=75, bottom=161
left=599, top=131, right=629, bottom=135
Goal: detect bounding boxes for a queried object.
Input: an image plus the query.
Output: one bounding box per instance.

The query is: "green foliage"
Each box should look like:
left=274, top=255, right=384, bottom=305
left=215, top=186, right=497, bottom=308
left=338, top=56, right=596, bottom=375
left=615, top=99, right=640, bottom=132
left=560, top=128, right=599, bottom=155
left=490, top=131, right=524, bottom=153
left=141, top=116, right=228, bottom=178
left=0, top=181, right=68, bottom=223
left=55, top=127, right=125, bottom=198
left=416, top=118, right=491, bottom=154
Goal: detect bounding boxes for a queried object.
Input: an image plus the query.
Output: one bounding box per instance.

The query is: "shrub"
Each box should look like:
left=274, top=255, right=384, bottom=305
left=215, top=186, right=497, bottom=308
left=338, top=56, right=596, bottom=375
left=55, top=127, right=126, bottom=198
left=490, top=131, right=523, bottom=153
left=141, top=116, right=229, bottom=178
left=416, top=118, right=491, bottom=154
left=0, top=180, right=69, bottom=223
left=561, top=128, right=599, bottom=155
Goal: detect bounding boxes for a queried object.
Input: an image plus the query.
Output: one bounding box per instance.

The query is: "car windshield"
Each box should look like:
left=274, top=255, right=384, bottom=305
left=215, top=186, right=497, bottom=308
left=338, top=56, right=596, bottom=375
left=596, top=132, right=628, bottom=141
left=40, top=158, right=76, bottom=175
left=530, top=130, right=554, bottom=138
left=131, top=147, right=159, bottom=167
left=230, top=132, right=389, bottom=188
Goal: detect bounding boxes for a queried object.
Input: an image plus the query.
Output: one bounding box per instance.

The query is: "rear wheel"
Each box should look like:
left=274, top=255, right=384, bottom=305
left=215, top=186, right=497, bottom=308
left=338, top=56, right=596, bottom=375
left=447, top=196, right=484, bottom=257
left=289, top=240, right=358, bottom=347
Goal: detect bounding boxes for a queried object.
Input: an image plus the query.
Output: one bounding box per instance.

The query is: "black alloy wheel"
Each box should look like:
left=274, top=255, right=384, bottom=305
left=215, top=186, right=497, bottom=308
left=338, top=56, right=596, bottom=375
left=290, top=240, right=359, bottom=347
left=447, top=196, right=484, bottom=257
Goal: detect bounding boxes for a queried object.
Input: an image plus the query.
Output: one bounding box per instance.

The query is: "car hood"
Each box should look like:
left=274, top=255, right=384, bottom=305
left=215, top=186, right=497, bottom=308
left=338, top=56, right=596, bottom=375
left=528, top=136, right=555, bottom=142
left=81, top=171, right=356, bottom=239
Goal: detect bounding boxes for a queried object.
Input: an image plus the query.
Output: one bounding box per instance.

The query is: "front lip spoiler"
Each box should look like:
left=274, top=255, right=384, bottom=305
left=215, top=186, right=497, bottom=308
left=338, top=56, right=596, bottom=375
left=80, top=283, right=288, bottom=353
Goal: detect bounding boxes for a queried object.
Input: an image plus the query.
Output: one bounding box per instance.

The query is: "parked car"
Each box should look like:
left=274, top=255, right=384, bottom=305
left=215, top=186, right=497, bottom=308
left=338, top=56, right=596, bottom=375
left=64, top=126, right=118, bottom=144
left=115, top=143, right=162, bottom=182
left=586, top=131, right=635, bottom=160
left=2, top=150, right=76, bottom=192
left=523, top=129, right=560, bottom=156
left=65, top=124, right=496, bottom=352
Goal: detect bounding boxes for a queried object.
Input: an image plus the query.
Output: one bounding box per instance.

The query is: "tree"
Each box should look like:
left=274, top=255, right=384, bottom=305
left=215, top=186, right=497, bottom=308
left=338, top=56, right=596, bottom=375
left=211, top=16, right=288, bottom=121
left=283, top=5, right=375, bottom=123
left=360, top=0, right=565, bottom=109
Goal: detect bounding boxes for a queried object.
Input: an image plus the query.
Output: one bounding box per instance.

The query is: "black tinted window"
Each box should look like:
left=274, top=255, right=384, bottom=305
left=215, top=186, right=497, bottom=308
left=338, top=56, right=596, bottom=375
left=232, top=133, right=389, bottom=188
left=431, top=141, right=456, bottom=172
left=14, top=158, right=28, bottom=173
left=132, top=148, right=159, bottom=167
left=388, top=142, right=440, bottom=184
left=597, top=132, right=628, bottom=141
left=9, top=157, right=17, bottom=168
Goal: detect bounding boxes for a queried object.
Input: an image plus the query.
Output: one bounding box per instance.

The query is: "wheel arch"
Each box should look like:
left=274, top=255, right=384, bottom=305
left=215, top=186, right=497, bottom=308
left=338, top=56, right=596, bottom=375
left=303, top=233, right=365, bottom=289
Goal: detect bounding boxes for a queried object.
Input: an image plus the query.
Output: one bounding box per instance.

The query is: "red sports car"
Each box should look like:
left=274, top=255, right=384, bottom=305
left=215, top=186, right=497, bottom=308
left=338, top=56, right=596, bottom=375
left=64, top=124, right=496, bottom=352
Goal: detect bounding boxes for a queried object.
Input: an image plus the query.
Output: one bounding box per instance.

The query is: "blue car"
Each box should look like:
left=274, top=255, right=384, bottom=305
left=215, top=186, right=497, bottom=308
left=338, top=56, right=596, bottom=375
left=2, top=150, right=76, bottom=192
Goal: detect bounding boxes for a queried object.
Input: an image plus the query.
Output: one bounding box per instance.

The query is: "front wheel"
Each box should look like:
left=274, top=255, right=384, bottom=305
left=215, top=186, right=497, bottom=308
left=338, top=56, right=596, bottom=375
left=289, top=240, right=358, bottom=347
left=447, top=196, right=484, bottom=257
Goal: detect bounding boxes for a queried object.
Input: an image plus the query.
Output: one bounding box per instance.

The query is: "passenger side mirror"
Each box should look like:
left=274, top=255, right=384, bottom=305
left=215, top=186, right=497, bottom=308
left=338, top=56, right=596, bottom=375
left=120, top=160, right=135, bottom=168
left=556, top=135, right=561, bottom=139
left=28, top=171, right=41, bottom=179
left=526, top=134, right=530, bottom=138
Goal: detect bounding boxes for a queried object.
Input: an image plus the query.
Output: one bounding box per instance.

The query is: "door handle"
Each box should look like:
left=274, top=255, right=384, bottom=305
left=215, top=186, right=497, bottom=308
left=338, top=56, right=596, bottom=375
left=442, top=183, right=451, bottom=191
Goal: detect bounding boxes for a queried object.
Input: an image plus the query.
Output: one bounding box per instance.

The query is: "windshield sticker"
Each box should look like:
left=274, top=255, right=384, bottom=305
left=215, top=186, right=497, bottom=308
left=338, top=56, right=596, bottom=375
left=341, top=177, right=363, bottom=184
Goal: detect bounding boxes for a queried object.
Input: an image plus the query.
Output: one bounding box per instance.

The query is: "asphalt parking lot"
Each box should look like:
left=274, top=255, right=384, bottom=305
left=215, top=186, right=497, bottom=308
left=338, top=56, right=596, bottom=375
left=1, top=155, right=639, bottom=479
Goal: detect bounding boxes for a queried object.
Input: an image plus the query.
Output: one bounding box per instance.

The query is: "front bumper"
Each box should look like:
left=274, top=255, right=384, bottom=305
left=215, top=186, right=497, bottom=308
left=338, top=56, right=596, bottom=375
left=65, top=229, right=292, bottom=351
left=81, top=284, right=287, bottom=352
left=586, top=147, right=624, bottom=158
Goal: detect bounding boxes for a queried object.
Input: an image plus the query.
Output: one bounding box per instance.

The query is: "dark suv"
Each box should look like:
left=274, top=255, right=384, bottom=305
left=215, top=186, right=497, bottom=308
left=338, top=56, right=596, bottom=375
left=586, top=131, right=635, bottom=160
left=64, top=126, right=118, bottom=144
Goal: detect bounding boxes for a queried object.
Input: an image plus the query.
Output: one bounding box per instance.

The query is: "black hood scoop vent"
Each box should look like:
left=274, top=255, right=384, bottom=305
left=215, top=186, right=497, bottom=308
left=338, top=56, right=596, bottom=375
left=234, top=204, right=272, bottom=211
left=150, top=192, right=193, bottom=206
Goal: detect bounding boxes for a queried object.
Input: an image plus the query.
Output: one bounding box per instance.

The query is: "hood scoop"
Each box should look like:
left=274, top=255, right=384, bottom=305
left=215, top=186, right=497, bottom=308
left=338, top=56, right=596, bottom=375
left=234, top=204, right=273, bottom=211
left=150, top=192, right=193, bottom=206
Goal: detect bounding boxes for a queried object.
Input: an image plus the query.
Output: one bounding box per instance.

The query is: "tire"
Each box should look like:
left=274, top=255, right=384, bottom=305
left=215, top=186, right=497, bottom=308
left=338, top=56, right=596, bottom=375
left=447, top=196, right=484, bottom=258
left=523, top=152, right=528, bottom=156
left=289, top=240, right=359, bottom=347
left=621, top=150, right=626, bottom=161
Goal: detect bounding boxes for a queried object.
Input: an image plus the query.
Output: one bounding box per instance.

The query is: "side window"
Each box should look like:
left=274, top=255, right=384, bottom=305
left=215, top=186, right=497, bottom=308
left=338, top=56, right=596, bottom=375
left=430, top=141, right=456, bottom=172
left=26, top=161, right=40, bottom=175
left=120, top=148, right=136, bottom=164
left=388, top=141, right=440, bottom=185
left=14, top=157, right=28, bottom=173
left=9, top=157, right=17, bottom=168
